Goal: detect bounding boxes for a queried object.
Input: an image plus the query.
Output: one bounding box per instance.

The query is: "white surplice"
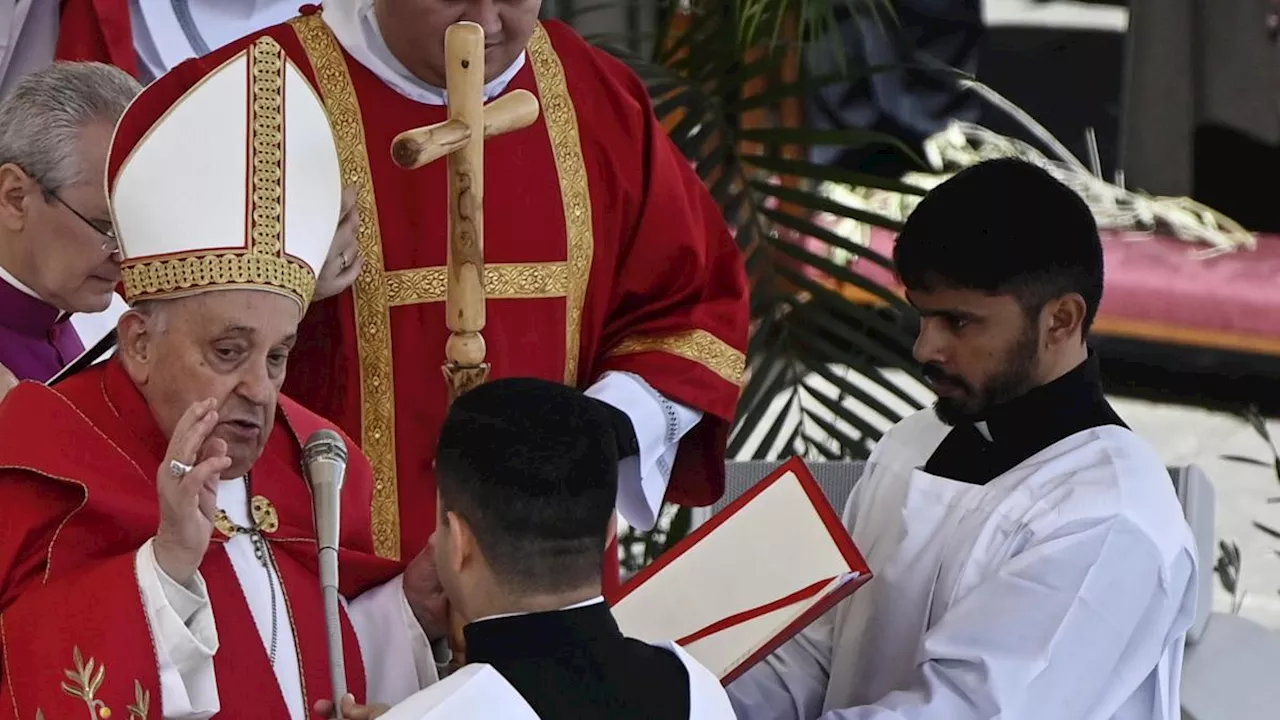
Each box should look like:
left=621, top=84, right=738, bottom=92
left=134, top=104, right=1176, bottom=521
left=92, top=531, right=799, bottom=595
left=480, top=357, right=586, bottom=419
left=728, top=409, right=1199, bottom=720
left=135, top=477, right=437, bottom=720
left=120, top=0, right=703, bottom=533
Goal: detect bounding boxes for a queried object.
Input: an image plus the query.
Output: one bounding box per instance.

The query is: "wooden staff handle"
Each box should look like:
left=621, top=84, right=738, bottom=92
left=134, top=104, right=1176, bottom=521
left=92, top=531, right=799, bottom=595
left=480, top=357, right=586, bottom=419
left=390, top=90, right=541, bottom=170
left=440, top=22, right=490, bottom=407
left=445, top=23, right=485, bottom=338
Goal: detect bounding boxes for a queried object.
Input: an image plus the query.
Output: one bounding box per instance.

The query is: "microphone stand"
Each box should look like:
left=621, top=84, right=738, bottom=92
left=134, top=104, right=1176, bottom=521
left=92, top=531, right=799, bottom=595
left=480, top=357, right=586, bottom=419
left=305, top=432, right=349, bottom=719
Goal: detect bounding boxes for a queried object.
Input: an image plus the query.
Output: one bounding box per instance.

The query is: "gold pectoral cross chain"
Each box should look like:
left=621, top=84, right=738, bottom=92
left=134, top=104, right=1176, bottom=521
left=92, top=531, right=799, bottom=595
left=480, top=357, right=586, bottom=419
left=213, top=474, right=282, bottom=666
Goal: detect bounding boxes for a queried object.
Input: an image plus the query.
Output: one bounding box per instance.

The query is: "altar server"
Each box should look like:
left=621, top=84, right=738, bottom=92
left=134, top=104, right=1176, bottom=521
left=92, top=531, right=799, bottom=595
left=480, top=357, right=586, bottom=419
left=325, top=378, right=737, bottom=719
left=728, top=159, right=1198, bottom=720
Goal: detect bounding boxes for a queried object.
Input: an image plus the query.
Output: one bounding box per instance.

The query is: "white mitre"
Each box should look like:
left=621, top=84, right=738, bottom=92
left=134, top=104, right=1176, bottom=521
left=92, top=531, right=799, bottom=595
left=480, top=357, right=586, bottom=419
left=379, top=664, right=540, bottom=720
left=107, top=35, right=341, bottom=307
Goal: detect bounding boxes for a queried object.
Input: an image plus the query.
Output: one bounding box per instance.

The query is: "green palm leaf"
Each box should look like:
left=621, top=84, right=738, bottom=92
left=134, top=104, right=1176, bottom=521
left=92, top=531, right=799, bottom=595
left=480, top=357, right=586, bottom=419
left=556, top=0, right=926, bottom=570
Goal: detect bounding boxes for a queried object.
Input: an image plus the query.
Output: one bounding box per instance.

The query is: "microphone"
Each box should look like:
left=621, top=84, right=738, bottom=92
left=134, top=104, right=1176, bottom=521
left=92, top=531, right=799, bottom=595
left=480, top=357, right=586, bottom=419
left=304, top=429, right=349, bottom=719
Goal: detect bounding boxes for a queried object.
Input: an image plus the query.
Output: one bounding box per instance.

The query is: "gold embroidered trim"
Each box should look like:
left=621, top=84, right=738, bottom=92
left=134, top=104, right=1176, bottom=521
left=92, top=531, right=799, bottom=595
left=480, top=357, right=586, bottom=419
left=2, top=617, right=19, bottom=719
left=287, top=18, right=591, bottom=557
left=53, top=647, right=151, bottom=720
left=608, top=329, right=746, bottom=385
left=121, top=37, right=314, bottom=308
left=249, top=39, right=286, bottom=258
left=528, top=25, right=593, bottom=386
left=289, top=13, right=402, bottom=559
left=386, top=262, right=569, bottom=306
left=121, top=255, right=315, bottom=305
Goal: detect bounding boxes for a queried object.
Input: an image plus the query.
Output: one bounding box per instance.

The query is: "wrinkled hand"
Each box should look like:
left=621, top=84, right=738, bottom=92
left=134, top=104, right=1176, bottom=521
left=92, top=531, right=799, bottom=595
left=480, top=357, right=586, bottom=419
left=402, top=546, right=450, bottom=642
left=313, top=694, right=390, bottom=719
left=154, top=398, right=232, bottom=585
left=0, top=362, right=16, bottom=401
left=313, top=185, right=363, bottom=303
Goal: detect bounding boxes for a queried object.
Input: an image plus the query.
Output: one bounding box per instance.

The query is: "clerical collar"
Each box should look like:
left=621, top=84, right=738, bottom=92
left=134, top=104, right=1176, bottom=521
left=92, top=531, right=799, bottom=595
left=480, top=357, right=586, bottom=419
left=324, top=0, right=527, bottom=106
left=0, top=263, right=70, bottom=336
left=922, top=352, right=1127, bottom=485
left=473, top=596, right=605, bottom=625
left=465, top=597, right=619, bottom=666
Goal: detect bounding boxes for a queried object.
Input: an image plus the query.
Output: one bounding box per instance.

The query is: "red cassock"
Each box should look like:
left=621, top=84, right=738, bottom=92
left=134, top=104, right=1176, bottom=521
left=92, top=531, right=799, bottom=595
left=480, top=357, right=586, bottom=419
left=0, top=361, right=403, bottom=719
left=57, top=5, right=751, bottom=571
left=56, top=0, right=139, bottom=76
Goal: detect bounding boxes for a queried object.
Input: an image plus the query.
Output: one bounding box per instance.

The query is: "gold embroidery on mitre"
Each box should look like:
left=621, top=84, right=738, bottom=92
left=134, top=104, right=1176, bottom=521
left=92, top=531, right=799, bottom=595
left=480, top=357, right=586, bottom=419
left=213, top=495, right=280, bottom=538
left=121, top=253, right=316, bottom=305
left=120, top=36, right=315, bottom=308
left=54, top=647, right=152, bottom=720
left=528, top=25, right=594, bottom=387
left=289, top=12, right=401, bottom=560
left=248, top=38, right=286, bottom=258
left=608, top=329, right=746, bottom=385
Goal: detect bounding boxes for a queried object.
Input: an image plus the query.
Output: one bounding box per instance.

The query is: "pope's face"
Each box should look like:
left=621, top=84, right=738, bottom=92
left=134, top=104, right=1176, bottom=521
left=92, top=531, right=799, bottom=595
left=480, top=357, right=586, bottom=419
left=374, top=0, right=543, bottom=88
left=123, top=290, right=300, bottom=478
left=908, top=285, right=1042, bottom=425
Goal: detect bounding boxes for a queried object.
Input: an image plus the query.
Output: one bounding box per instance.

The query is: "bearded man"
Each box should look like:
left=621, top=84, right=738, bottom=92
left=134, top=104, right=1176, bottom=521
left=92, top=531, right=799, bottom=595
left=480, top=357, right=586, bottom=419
left=728, top=159, right=1199, bottom=720
left=0, top=36, right=447, bottom=719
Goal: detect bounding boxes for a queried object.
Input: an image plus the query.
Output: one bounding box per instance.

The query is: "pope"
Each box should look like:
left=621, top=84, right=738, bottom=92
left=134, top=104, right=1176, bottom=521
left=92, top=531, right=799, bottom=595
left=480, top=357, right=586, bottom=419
left=61, top=0, right=753, bottom=572
left=0, top=36, right=451, bottom=719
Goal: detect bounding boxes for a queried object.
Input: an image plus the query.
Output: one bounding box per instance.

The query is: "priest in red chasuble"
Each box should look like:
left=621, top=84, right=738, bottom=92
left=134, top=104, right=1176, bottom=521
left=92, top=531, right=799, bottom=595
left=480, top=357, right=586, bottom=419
left=0, top=37, right=450, bottom=719
left=60, top=1, right=752, bottom=571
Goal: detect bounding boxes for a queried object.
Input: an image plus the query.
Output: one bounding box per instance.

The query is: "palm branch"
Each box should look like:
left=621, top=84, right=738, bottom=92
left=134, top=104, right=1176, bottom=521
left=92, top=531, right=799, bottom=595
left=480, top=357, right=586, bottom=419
left=550, top=0, right=928, bottom=570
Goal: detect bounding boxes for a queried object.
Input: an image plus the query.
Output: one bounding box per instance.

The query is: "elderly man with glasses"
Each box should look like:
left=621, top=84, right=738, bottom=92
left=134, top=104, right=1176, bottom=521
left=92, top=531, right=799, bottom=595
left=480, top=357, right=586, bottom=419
left=0, top=61, right=140, bottom=389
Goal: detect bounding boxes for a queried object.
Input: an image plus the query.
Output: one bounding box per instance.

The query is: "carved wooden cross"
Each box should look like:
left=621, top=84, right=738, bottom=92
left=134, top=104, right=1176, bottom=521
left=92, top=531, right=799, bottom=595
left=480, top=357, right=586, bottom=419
left=390, top=21, right=541, bottom=404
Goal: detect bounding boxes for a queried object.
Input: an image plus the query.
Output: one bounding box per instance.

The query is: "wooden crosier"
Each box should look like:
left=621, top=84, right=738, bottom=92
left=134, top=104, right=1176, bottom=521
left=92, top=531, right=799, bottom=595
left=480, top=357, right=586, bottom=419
left=389, top=22, right=541, bottom=405
left=389, top=21, right=541, bottom=669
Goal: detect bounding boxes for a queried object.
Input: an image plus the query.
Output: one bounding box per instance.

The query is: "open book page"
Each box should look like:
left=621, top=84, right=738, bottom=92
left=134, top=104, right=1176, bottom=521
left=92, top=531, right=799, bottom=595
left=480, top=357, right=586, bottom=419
left=610, top=458, right=871, bottom=682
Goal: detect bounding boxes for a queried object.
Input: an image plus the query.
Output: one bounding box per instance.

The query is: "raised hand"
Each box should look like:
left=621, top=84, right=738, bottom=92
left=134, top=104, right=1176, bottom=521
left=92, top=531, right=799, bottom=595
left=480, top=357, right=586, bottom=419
left=154, top=397, right=233, bottom=584
left=313, top=694, right=390, bottom=719
left=314, top=185, right=363, bottom=303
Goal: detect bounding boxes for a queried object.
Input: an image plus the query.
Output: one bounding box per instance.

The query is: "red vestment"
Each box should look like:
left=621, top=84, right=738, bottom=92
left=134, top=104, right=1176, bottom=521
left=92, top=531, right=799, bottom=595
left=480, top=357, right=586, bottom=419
left=60, top=6, right=751, bottom=568
left=0, top=361, right=403, bottom=719
left=55, top=0, right=139, bottom=76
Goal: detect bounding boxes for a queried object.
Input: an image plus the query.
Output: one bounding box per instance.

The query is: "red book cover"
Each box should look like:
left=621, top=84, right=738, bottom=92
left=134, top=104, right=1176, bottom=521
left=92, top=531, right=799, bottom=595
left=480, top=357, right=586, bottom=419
left=609, top=457, right=872, bottom=685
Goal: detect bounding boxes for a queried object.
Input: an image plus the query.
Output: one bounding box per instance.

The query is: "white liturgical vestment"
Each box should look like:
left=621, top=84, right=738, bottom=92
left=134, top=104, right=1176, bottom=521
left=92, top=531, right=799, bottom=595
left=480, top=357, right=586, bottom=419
left=729, top=357, right=1198, bottom=720
left=135, top=477, right=436, bottom=720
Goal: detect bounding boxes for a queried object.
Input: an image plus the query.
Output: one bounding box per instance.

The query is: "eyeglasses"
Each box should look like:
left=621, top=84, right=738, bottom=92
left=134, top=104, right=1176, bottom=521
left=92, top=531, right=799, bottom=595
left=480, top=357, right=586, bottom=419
left=17, top=167, right=119, bottom=256
left=48, top=191, right=119, bottom=256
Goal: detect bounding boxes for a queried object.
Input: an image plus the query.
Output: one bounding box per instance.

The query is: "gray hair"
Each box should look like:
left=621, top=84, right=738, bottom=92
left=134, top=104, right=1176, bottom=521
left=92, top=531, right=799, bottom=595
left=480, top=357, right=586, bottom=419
left=127, top=299, right=173, bottom=333
left=0, top=62, right=141, bottom=194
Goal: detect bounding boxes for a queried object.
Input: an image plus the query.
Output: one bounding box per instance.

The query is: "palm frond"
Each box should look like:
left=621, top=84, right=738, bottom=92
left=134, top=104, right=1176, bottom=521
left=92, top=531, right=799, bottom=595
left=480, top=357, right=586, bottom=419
left=558, top=0, right=922, bottom=570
